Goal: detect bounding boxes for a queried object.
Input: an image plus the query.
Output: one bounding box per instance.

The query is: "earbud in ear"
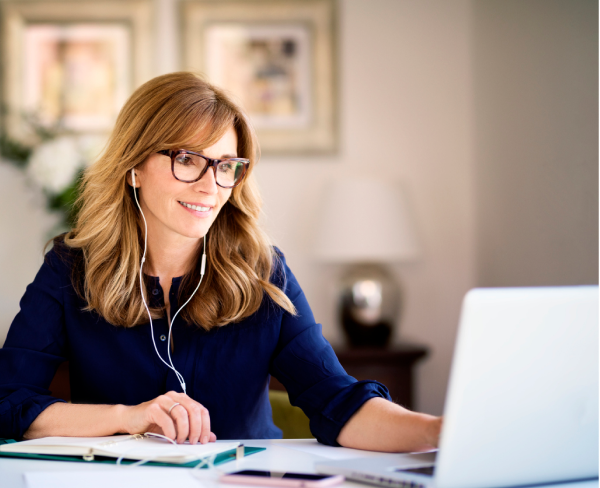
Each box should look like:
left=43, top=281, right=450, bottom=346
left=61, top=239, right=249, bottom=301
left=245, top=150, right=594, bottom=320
left=131, top=168, right=136, bottom=187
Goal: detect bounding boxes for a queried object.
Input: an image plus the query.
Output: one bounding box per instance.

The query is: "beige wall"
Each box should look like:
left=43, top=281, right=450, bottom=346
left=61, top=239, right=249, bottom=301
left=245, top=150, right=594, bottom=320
left=0, top=163, right=57, bottom=339
left=472, top=0, right=598, bottom=287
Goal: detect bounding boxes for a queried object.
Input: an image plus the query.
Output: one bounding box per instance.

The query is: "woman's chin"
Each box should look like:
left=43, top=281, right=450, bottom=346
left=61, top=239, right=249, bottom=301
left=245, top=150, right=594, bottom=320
left=176, top=224, right=212, bottom=241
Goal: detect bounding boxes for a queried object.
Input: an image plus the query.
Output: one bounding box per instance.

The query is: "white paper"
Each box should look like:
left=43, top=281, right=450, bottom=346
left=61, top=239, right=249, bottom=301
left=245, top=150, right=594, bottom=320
left=95, top=438, right=239, bottom=462
left=4, top=435, right=238, bottom=463
left=25, top=470, right=203, bottom=488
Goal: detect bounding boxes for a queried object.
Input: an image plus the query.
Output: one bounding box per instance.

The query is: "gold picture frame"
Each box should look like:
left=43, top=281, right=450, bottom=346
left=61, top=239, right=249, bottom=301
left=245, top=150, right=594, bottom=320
left=181, top=0, right=336, bottom=155
left=1, top=0, right=153, bottom=140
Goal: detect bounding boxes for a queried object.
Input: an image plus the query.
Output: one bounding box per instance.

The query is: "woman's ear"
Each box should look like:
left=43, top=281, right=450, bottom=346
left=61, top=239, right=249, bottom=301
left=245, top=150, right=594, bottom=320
left=127, top=169, right=140, bottom=188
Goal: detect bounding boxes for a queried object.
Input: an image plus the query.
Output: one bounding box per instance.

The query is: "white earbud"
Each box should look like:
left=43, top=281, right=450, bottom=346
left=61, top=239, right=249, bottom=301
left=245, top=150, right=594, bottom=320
left=131, top=168, right=207, bottom=395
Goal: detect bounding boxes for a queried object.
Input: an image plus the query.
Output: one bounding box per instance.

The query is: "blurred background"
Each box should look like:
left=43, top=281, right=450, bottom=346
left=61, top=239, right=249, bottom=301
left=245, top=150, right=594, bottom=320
left=0, top=0, right=597, bottom=417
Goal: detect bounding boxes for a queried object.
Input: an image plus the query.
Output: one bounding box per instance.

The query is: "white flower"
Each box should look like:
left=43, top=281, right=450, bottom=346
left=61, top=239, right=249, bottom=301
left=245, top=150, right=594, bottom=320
left=27, top=136, right=82, bottom=194
left=77, top=134, right=107, bottom=166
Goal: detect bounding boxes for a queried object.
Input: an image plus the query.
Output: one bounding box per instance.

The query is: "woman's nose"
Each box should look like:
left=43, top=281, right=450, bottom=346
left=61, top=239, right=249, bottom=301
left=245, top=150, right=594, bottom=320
left=193, top=166, right=219, bottom=194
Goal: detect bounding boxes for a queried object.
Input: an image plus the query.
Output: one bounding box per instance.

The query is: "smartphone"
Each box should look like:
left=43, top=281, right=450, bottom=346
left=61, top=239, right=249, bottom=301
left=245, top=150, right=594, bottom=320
left=220, top=470, right=344, bottom=488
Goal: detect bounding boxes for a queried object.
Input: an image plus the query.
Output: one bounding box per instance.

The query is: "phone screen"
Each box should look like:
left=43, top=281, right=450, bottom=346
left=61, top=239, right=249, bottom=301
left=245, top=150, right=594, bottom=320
left=229, top=470, right=335, bottom=480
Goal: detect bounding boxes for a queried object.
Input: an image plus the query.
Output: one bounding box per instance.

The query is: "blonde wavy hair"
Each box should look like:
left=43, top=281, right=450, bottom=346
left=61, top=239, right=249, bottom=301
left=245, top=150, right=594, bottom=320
left=62, top=72, right=296, bottom=329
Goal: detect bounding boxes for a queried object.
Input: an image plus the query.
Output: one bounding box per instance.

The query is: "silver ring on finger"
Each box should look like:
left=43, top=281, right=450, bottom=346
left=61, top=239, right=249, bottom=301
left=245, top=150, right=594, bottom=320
left=168, top=402, right=181, bottom=415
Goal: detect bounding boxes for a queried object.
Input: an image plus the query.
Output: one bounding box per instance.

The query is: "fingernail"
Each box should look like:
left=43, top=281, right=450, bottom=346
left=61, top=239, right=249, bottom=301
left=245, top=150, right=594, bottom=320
left=202, top=436, right=208, bottom=444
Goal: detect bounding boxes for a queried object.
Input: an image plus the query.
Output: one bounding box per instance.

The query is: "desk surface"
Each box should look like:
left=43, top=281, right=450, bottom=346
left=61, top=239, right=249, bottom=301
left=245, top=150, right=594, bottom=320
left=1, top=439, right=598, bottom=488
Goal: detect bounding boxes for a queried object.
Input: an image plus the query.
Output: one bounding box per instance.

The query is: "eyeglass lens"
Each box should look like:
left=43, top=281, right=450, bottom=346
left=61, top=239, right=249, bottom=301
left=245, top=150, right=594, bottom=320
left=173, top=153, right=245, bottom=187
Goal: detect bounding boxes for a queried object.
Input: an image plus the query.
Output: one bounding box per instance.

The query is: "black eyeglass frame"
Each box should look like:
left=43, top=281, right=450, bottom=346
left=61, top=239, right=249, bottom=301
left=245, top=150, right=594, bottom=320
left=157, top=149, right=250, bottom=189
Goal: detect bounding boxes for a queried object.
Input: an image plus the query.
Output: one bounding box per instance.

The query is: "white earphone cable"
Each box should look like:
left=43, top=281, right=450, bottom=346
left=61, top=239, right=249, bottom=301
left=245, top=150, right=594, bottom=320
left=132, top=169, right=206, bottom=395
left=166, top=242, right=206, bottom=386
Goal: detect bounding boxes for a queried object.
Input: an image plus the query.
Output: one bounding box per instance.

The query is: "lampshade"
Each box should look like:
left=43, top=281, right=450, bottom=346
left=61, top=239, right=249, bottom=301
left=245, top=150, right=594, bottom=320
left=314, top=178, right=420, bottom=263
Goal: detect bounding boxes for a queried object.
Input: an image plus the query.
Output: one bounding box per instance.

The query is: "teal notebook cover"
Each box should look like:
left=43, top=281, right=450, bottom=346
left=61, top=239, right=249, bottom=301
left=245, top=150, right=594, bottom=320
left=0, top=438, right=265, bottom=468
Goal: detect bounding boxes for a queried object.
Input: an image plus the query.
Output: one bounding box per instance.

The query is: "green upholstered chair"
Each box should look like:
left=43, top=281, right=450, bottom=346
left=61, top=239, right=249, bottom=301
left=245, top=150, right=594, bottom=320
left=269, top=390, right=313, bottom=439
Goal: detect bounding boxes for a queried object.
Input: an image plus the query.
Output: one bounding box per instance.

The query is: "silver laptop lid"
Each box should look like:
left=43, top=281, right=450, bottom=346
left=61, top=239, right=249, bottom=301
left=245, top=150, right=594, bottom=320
left=436, top=286, right=599, bottom=488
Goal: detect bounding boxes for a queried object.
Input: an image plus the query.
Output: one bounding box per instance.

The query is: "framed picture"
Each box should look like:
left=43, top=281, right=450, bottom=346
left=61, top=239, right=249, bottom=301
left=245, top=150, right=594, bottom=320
left=182, top=0, right=336, bottom=155
left=1, top=0, right=153, bottom=140
left=23, top=23, right=131, bottom=132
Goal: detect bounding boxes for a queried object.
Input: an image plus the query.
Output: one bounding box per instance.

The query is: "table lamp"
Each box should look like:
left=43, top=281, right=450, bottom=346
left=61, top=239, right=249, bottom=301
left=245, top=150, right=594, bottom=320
left=314, top=178, right=419, bottom=347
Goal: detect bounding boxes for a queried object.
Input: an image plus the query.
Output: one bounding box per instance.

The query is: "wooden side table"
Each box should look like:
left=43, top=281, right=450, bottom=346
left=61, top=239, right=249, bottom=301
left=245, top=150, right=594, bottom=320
left=270, top=344, right=429, bottom=410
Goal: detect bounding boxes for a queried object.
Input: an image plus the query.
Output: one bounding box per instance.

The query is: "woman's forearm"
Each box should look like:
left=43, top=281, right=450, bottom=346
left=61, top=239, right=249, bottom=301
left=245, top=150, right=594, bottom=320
left=23, top=402, right=127, bottom=439
left=337, top=397, right=442, bottom=452
left=23, top=392, right=217, bottom=444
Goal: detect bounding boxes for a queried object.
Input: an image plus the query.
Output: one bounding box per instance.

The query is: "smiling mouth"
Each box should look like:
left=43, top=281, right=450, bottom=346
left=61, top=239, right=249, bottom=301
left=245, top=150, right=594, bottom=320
left=178, top=201, right=211, bottom=212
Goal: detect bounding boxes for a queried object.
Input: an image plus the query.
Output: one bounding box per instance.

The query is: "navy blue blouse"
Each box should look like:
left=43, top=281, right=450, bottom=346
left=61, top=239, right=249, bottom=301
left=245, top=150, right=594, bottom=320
left=0, top=244, right=390, bottom=443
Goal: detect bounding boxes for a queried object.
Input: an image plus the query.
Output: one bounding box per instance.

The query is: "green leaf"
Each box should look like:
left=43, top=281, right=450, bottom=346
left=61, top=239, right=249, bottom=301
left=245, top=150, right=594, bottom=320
left=47, top=169, right=83, bottom=229
left=0, top=134, right=32, bottom=167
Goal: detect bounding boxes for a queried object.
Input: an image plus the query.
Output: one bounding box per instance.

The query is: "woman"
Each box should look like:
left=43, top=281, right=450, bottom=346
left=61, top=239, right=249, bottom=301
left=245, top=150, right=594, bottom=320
left=0, top=72, right=441, bottom=451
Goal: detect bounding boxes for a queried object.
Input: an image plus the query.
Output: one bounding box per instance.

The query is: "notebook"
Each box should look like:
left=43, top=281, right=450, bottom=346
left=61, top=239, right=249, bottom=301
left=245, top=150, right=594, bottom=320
left=0, top=433, right=239, bottom=464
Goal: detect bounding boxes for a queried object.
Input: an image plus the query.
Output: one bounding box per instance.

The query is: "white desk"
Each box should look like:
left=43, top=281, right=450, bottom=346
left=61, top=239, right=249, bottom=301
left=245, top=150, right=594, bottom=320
left=1, top=439, right=598, bottom=488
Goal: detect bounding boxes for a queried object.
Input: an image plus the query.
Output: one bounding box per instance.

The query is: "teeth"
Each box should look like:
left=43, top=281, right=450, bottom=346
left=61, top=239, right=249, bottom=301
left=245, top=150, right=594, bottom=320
left=180, top=201, right=210, bottom=212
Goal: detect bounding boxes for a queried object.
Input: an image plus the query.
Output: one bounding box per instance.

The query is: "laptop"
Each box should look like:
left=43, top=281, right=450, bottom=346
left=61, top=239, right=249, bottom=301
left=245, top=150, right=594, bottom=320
left=317, top=286, right=599, bottom=488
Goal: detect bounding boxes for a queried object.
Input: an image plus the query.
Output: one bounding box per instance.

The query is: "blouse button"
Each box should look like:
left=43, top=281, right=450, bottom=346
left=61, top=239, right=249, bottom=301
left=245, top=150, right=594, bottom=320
left=160, top=334, right=167, bottom=341
left=152, top=289, right=159, bottom=296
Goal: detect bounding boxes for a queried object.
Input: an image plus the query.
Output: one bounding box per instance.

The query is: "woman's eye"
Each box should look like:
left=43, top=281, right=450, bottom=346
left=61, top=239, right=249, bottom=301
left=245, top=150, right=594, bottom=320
left=218, top=163, right=234, bottom=173
left=176, top=156, right=194, bottom=166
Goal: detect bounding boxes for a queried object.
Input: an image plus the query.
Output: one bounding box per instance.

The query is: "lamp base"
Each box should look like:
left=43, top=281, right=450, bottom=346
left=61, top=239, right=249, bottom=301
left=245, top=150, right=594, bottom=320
left=338, top=263, right=399, bottom=348
left=341, top=315, right=392, bottom=348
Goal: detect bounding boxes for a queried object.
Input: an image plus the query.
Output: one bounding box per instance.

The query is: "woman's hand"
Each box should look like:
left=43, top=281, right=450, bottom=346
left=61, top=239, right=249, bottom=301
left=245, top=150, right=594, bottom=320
left=120, top=391, right=217, bottom=444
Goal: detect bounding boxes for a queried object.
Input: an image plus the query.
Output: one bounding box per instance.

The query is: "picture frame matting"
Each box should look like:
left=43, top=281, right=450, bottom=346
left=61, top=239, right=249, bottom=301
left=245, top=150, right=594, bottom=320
left=181, top=0, right=337, bottom=155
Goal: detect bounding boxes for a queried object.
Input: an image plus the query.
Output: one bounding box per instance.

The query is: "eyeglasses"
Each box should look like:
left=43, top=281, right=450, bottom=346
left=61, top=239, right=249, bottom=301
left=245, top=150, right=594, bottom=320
left=157, top=149, right=250, bottom=189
